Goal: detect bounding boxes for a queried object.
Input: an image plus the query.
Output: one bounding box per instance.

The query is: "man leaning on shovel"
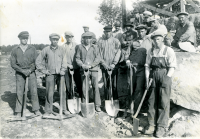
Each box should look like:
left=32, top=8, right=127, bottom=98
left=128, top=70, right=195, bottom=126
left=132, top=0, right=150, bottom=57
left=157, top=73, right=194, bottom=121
left=75, top=32, right=101, bottom=112
left=143, top=30, right=176, bottom=137
left=36, top=33, right=68, bottom=117
left=10, top=31, right=41, bottom=118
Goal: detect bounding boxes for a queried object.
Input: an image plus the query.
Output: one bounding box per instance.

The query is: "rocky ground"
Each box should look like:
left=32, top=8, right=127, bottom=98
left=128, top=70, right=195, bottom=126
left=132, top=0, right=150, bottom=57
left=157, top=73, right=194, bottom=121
left=0, top=55, right=200, bottom=138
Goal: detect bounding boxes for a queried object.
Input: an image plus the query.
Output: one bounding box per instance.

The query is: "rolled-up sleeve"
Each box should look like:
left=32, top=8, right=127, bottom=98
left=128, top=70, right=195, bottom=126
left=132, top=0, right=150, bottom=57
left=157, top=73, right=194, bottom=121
left=144, top=49, right=152, bottom=67
left=166, top=47, right=177, bottom=68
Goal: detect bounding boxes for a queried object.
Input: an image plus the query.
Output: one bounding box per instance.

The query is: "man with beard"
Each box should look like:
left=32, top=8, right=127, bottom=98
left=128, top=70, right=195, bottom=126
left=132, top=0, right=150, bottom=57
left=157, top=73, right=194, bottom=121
left=36, top=33, right=67, bottom=116
left=10, top=31, right=41, bottom=118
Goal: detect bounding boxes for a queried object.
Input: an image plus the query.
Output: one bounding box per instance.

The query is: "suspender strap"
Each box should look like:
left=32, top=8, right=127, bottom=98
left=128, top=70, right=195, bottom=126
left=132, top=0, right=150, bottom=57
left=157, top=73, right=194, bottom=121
left=163, top=46, right=168, bottom=55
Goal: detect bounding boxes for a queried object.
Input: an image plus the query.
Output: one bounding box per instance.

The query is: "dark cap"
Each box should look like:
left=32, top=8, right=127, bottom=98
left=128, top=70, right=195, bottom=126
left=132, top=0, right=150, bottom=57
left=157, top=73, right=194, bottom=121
left=151, top=30, right=165, bottom=39
left=49, top=33, right=60, bottom=39
left=18, top=31, right=29, bottom=38
left=82, top=32, right=93, bottom=37
left=103, top=25, right=112, bottom=32
left=177, top=12, right=189, bottom=17
left=135, top=24, right=148, bottom=30
left=125, top=22, right=134, bottom=27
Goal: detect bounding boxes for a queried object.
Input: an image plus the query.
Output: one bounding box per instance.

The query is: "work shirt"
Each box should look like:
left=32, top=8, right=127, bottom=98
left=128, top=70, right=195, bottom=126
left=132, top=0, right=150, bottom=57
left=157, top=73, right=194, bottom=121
left=62, top=42, right=79, bottom=69
left=137, top=36, right=153, bottom=53
left=174, top=20, right=196, bottom=45
left=145, top=45, right=177, bottom=68
left=127, top=47, right=147, bottom=75
left=10, top=45, right=37, bottom=73
left=75, top=44, right=100, bottom=71
left=98, top=37, right=121, bottom=67
left=36, top=45, right=67, bottom=75
left=112, top=29, right=123, bottom=44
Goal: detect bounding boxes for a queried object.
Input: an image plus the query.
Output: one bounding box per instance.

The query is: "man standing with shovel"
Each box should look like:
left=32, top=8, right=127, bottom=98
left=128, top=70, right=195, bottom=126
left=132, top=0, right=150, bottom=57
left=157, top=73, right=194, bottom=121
left=36, top=33, right=68, bottom=117
left=144, top=30, right=176, bottom=137
left=10, top=31, right=41, bottom=119
left=98, top=25, right=121, bottom=111
left=76, top=32, right=101, bottom=113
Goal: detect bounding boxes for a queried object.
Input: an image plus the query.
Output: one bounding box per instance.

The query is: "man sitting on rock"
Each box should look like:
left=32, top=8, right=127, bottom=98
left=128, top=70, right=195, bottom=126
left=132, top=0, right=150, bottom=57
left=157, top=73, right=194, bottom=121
left=171, top=12, right=196, bottom=52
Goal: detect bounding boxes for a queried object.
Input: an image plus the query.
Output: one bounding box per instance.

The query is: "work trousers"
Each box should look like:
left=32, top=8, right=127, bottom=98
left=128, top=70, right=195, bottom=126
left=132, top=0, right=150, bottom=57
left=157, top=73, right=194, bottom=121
left=127, top=68, right=145, bottom=112
left=15, top=72, right=40, bottom=112
left=102, top=68, right=118, bottom=100
left=148, top=69, right=171, bottom=128
left=64, top=68, right=82, bottom=99
left=81, top=71, right=101, bottom=106
left=45, top=74, right=66, bottom=113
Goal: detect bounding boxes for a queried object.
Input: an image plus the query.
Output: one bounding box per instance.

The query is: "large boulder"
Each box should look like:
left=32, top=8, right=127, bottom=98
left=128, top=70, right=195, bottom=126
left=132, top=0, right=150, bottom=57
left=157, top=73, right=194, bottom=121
left=171, top=52, right=200, bottom=112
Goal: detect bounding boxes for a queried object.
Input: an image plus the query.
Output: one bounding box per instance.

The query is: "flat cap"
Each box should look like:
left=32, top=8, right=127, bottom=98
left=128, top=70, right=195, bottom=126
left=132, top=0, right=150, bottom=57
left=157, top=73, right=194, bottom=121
left=49, top=33, right=60, bottom=39
left=83, top=26, right=89, bottom=28
left=82, top=32, right=93, bottom=37
left=125, top=22, right=134, bottom=27
left=103, top=25, right=112, bottom=31
left=143, top=11, right=152, bottom=16
left=148, top=15, right=160, bottom=22
left=135, top=24, right=148, bottom=30
left=65, top=31, right=74, bottom=37
left=151, top=30, right=165, bottom=39
left=177, top=12, right=189, bottom=17
left=18, top=31, right=29, bottom=38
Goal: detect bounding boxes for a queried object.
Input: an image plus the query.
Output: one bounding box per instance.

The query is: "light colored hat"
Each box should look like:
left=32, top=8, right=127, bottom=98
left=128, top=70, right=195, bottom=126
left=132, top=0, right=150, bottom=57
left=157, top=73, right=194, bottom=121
left=151, top=30, right=165, bottom=39
left=65, top=31, right=74, bottom=37
left=148, top=15, right=160, bottom=22
left=143, top=11, right=152, bottom=16
left=82, top=32, right=93, bottom=37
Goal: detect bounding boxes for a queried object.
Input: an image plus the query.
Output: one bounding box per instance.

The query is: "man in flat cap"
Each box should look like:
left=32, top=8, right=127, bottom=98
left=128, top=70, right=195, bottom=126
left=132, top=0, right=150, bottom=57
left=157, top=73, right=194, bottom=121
left=36, top=33, right=68, bottom=116
left=171, top=12, right=196, bottom=52
left=143, top=11, right=152, bottom=27
left=62, top=31, right=82, bottom=109
left=112, top=21, right=123, bottom=44
left=76, top=32, right=101, bottom=112
left=10, top=31, right=41, bottom=118
left=81, top=26, right=97, bottom=44
left=98, top=25, right=121, bottom=106
left=144, top=30, right=176, bottom=137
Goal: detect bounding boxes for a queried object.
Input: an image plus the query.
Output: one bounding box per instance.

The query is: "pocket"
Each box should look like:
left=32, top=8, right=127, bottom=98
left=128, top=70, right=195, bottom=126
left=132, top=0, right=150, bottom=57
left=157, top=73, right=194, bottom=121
left=162, top=75, right=171, bottom=88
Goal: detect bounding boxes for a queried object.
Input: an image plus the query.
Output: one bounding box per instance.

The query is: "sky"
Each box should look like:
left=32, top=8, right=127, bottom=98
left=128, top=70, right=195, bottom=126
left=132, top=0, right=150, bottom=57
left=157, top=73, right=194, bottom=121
left=0, top=0, right=135, bottom=46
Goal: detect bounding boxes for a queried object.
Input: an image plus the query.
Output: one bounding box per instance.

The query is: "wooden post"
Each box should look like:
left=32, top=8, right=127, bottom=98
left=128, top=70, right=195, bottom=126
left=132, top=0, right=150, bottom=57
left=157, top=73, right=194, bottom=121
left=180, top=0, right=186, bottom=12
left=122, top=0, right=126, bottom=29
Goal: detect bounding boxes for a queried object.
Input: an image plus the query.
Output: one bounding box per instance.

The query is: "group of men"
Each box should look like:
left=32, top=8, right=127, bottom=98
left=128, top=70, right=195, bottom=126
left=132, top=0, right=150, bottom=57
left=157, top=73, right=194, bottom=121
left=10, top=10, right=197, bottom=137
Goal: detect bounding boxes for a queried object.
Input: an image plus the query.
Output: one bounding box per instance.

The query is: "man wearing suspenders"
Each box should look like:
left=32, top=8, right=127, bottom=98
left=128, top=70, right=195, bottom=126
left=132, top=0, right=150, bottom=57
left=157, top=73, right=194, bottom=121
left=144, top=30, right=177, bottom=137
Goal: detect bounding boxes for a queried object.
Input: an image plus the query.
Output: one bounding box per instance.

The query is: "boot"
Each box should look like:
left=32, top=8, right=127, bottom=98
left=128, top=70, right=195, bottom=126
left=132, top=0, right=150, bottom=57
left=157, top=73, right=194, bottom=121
left=143, top=125, right=155, bottom=135
left=155, top=126, right=166, bottom=137
left=34, top=110, right=41, bottom=116
left=63, top=110, right=71, bottom=115
left=95, top=106, right=101, bottom=112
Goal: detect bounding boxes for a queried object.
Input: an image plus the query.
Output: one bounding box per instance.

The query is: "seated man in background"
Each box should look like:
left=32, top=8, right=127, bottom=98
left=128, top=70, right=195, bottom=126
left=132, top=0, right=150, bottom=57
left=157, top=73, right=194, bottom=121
left=171, top=12, right=196, bottom=52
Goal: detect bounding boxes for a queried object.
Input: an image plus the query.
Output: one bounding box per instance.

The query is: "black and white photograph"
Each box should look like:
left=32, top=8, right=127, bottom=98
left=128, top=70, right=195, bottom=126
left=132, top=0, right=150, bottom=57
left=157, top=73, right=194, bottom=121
left=0, top=0, right=200, bottom=138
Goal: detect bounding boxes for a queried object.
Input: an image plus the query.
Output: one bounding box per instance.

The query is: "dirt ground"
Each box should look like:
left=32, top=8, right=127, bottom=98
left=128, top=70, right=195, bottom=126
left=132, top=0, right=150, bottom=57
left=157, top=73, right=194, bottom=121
left=0, top=55, right=151, bottom=138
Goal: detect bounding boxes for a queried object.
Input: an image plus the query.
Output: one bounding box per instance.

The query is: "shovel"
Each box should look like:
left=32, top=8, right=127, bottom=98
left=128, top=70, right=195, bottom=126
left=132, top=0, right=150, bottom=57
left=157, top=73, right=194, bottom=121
left=105, top=69, right=119, bottom=117
left=68, top=69, right=81, bottom=114
left=132, top=78, right=153, bottom=135
left=81, top=69, right=95, bottom=118
left=42, top=76, right=75, bottom=120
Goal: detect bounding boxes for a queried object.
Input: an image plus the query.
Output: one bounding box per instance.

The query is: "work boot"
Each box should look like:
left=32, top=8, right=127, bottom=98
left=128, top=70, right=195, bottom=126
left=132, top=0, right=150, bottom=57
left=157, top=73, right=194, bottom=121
left=43, top=113, right=50, bottom=117
left=63, top=110, right=71, bottom=115
left=34, top=110, right=41, bottom=116
left=143, top=125, right=155, bottom=135
left=95, top=106, right=101, bottom=112
left=16, top=112, right=21, bottom=117
left=155, top=126, right=166, bottom=137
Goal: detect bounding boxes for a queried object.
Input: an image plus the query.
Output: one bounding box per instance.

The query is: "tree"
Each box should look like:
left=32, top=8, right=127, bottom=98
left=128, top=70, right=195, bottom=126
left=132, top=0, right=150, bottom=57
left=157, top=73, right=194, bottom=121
left=97, top=0, right=122, bottom=26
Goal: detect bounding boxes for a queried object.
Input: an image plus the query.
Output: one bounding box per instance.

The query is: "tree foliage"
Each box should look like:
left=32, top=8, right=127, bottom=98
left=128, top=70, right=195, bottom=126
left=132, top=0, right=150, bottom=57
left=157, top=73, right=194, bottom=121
left=97, top=0, right=122, bottom=26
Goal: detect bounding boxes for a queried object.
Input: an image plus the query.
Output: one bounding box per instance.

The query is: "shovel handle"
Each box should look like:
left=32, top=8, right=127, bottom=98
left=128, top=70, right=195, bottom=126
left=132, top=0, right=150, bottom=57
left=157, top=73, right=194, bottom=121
left=107, top=69, right=113, bottom=104
left=59, top=76, right=65, bottom=119
left=69, top=69, right=75, bottom=100
left=133, top=78, right=153, bottom=118
left=84, top=70, right=89, bottom=104
left=129, top=66, right=134, bottom=115
left=22, top=77, right=29, bottom=117
left=69, top=69, right=74, bottom=75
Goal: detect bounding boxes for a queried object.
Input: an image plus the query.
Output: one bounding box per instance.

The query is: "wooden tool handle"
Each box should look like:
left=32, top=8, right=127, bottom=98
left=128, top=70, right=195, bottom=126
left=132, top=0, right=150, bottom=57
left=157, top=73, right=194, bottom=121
left=22, top=77, right=29, bottom=117
left=107, top=69, right=113, bottom=104
left=133, top=78, right=153, bottom=118
left=84, top=70, right=89, bottom=104
left=59, top=76, right=64, bottom=117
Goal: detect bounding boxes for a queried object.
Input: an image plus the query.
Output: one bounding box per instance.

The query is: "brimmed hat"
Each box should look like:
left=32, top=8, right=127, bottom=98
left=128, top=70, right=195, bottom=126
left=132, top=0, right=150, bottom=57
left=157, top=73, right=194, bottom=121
left=49, top=33, right=60, bottom=39
left=143, top=11, right=152, bottom=16
left=103, top=25, right=112, bottom=32
left=18, top=31, right=29, bottom=38
left=148, top=15, right=160, bottom=22
left=151, top=30, right=165, bottom=39
left=83, top=26, right=89, bottom=28
left=135, top=24, right=148, bottom=30
left=177, top=12, right=189, bottom=17
left=82, top=32, right=93, bottom=37
left=65, top=31, right=74, bottom=37
left=125, top=22, right=134, bottom=27
left=114, top=21, right=121, bottom=27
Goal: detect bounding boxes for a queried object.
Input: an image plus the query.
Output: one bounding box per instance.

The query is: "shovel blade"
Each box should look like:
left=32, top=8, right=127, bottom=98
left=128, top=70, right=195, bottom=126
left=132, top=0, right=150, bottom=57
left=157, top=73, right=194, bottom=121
left=68, top=98, right=81, bottom=114
left=132, top=117, right=139, bottom=135
left=105, top=100, right=119, bottom=117
left=81, top=103, right=95, bottom=118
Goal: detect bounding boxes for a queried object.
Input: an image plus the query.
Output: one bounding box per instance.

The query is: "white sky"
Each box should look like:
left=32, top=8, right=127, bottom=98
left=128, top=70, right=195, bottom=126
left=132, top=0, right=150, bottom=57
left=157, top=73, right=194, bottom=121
left=0, top=0, right=135, bottom=46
